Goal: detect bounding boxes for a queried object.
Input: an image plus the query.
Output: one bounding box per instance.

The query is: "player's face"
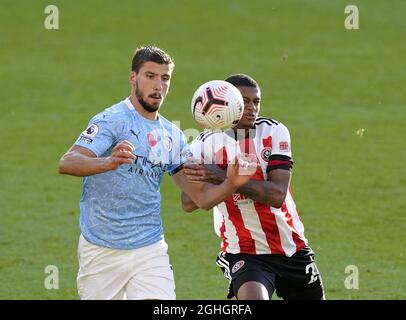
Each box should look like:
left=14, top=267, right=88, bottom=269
left=235, top=86, right=261, bottom=129
left=130, top=61, right=173, bottom=113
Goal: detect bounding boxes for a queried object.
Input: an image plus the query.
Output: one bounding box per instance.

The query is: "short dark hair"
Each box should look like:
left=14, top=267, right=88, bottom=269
left=225, top=73, right=259, bottom=89
left=131, top=45, right=175, bottom=73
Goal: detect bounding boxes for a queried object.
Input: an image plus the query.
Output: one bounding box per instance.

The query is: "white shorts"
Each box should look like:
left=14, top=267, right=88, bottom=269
left=77, top=234, right=176, bottom=300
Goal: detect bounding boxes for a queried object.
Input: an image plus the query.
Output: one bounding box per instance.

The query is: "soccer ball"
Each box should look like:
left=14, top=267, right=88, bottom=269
left=191, top=80, right=244, bottom=130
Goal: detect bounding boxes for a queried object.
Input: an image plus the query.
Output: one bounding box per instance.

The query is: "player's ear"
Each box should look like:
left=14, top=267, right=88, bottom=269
left=129, top=71, right=137, bottom=85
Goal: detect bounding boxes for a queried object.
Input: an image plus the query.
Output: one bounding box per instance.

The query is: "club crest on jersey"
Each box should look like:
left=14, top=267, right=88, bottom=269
left=279, top=141, right=290, bottom=152
left=232, top=260, right=245, bottom=274
left=163, top=136, right=172, bottom=152
left=261, top=147, right=272, bottom=162
left=82, top=124, right=99, bottom=138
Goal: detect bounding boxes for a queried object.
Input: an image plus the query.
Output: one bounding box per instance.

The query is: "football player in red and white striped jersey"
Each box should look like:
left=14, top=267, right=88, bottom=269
left=181, top=74, right=325, bottom=300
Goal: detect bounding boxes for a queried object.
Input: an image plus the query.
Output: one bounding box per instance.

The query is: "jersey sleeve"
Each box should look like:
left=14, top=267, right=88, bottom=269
left=189, top=133, right=217, bottom=165
left=167, top=130, right=189, bottom=176
left=267, top=123, right=294, bottom=173
left=74, top=113, right=123, bottom=157
left=189, top=138, right=205, bottom=162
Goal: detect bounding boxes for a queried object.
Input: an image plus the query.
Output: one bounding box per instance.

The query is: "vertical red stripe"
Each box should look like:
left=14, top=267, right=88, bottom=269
left=215, top=146, right=228, bottom=169
left=224, top=199, right=256, bottom=254
left=215, top=146, right=254, bottom=252
left=254, top=202, right=285, bottom=254
left=239, top=138, right=285, bottom=254
left=219, top=219, right=228, bottom=252
left=239, top=138, right=262, bottom=179
left=218, top=138, right=256, bottom=254
left=217, top=146, right=229, bottom=251
left=281, top=202, right=307, bottom=252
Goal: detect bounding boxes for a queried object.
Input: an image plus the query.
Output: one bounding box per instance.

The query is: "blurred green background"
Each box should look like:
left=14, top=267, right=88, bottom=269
left=0, top=0, right=405, bottom=299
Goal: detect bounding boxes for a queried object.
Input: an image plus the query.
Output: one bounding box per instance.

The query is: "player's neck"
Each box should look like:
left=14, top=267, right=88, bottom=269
left=129, top=94, right=158, bottom=121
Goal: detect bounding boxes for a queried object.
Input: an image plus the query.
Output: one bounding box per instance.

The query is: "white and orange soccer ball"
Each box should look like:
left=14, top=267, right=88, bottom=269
left=191, top=80, right=244, bottom=131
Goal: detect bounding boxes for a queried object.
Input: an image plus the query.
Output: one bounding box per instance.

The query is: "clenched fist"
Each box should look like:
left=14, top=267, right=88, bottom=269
left=104, top=140, right=136, bottom=170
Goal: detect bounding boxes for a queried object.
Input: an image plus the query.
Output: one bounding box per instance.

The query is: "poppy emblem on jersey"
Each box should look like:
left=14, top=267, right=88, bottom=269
left=147, top=133, right=158, bottom=147
left=82, top=124, right=99, bottom=138
left=232, top=260, right=245, bottom=273
left=279, top=141, right=290, bottom=151
left=261, top=147, right=272, bottom=162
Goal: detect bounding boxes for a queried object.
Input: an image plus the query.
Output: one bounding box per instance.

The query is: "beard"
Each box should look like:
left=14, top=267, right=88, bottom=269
left=135, top=84, right=160, bottom=113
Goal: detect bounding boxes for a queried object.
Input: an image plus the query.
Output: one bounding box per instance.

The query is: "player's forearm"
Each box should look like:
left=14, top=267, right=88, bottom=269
left=237, top=180, right=286, bottom=208
left=181, top=192, right=199, bottom=212
left=58, top=152, right=111, bottom=177
left=194, top=179, right=238, bottom=210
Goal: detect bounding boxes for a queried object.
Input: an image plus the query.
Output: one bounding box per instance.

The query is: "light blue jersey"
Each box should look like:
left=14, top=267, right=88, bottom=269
left=74, top=98, right=188, bottom=249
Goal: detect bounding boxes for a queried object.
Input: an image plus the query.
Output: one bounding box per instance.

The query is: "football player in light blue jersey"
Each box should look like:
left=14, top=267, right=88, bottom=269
left=59, top=46, right=256, bottom=300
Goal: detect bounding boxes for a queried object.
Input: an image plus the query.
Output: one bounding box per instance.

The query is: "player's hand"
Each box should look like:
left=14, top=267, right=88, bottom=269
left=183, top=163, right=226, bottom=185
left=226, top=153, right=257, bottom=188
left=105, top=140, right=136, bottom=170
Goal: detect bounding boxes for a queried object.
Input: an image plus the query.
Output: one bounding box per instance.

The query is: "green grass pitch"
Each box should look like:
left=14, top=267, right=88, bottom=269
left=0, top=0, right=405, bottom=299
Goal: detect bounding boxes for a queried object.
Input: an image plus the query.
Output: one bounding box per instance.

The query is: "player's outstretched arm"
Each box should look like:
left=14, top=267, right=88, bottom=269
left=183, top=163, right=291, bottom=208
left=58, top=141, right=136, bottom=177
left=173, top=155, right=257, bottom=210
left=179, top=163, right=225, bottom=213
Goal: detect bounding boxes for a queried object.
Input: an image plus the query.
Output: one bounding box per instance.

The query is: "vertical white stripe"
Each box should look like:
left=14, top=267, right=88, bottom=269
left=213, top=207, right=223, bottom=237
left=272, top=207, right=297, bottom=257
left=237, top=201, right=272, bottom=254
left=216, top=202, right=240, bottom=254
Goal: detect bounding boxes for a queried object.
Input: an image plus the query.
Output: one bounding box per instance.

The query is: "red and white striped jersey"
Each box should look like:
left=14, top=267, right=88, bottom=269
left=190, top=117, right=308, bottom=257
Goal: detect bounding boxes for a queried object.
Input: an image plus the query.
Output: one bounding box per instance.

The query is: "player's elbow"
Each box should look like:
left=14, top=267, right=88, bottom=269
left=181, top=192, right=199, bottom=212
left=199, top=203, right=213, bottom=211
left=58, top=157, right=68, bottom=174
left=182, top=192, right=214, bottom=211
left=272, top=200, right=284, bottom=209
left=182, top=202, right=197, bottom=213
left=58, top=153, right=76, bottom=175
left=193, top=198, right=213, bottom=211
left=269, top=189, right=287, bottom=209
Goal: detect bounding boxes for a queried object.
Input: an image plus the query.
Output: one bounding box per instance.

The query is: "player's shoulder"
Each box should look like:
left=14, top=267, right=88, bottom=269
left=255, top=116, right=289, bottom=132
left=92, top=99, right=131, bottom=123
left=158, top=113, right=183, bottom=134
left=255, top=116, right=280, bottom=127
left=196, top=129, right=216, bottom=142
